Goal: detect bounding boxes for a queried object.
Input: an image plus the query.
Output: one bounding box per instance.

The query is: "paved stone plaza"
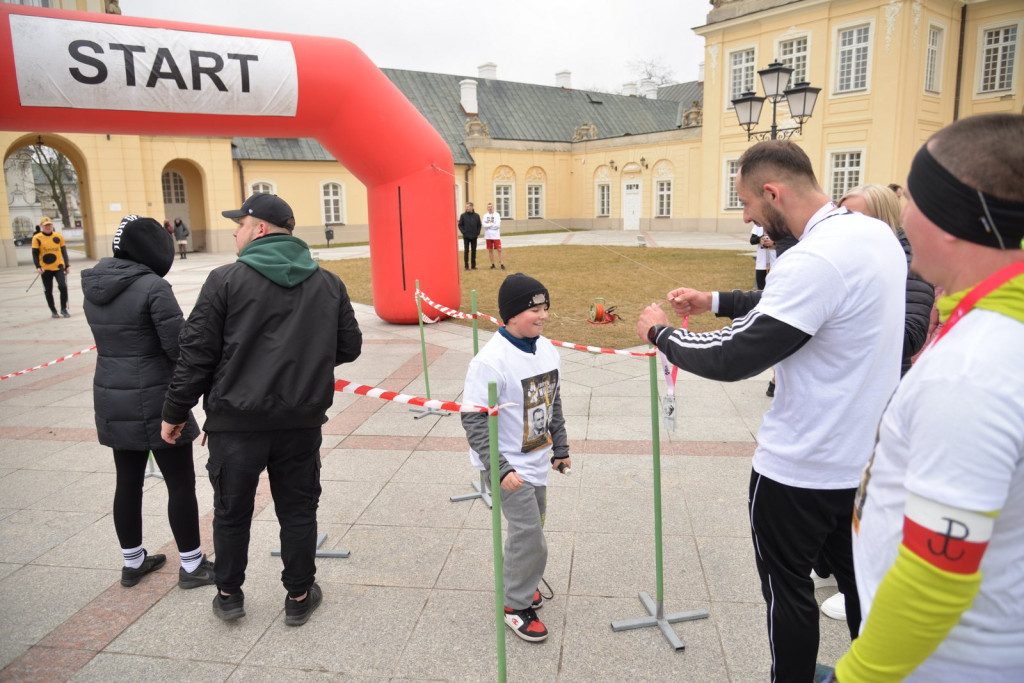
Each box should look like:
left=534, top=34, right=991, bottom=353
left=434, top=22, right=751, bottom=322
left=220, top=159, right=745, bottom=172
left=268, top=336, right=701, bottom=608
left=0, top=232, right=850, bottom=681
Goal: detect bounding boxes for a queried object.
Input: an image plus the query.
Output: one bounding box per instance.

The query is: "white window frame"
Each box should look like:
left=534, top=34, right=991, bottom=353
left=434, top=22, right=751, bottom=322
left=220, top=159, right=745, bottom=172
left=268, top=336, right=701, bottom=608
left=975, top=20, right=1022, bottom=97
left=777, top=33, right=811, bottom=86
left=724, top=159, right=742, bottom=211
left=832, top=20, right=874, bottom=96
left=596, top=182, right=611, bottom=217
left=527, top=183, right=544, bottom=219
left=827, top=149, right=865, bottom=202
left=494, top=183, right=513, bottom=219
left=321, top=181, right=346, bottom=225
left=654, top=180, right=672, bottom=218
left=727, top=45, right=758, bottom=108
left=249, top=180, right=276, bottom=195
left=924, top=23, right=945, bottom=95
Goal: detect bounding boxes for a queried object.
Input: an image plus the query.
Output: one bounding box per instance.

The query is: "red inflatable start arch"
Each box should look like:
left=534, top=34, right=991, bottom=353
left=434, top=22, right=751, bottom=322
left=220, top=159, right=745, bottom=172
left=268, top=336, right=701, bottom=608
left=0, top=4, right=458, bottom=324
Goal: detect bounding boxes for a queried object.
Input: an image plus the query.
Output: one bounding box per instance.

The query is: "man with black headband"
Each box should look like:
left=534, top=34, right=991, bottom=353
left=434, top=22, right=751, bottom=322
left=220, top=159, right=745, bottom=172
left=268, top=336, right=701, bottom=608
left=636, top=140, right=907, bottom=682
left=161, top=193, right=363, bottom=627
left=833, top=114, right=1024, bottom=682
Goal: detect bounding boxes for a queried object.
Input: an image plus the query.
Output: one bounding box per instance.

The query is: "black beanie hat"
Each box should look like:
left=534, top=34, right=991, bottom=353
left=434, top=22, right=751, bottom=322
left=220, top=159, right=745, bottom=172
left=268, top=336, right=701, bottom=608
left=498, top=273, right=549, bottom=323
left=112, top=215, right=175, bottom=277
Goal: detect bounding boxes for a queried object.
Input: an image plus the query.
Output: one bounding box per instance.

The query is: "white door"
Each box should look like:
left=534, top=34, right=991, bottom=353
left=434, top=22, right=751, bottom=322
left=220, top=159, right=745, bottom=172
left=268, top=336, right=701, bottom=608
left=162, top=170, right=192, bottom=249
left=622, top=181, right=641, bottom=231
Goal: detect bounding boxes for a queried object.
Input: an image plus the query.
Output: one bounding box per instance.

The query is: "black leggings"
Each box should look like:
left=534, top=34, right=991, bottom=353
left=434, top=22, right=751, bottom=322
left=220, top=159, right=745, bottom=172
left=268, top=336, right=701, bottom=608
left=112, top=444, right=201, bottom=552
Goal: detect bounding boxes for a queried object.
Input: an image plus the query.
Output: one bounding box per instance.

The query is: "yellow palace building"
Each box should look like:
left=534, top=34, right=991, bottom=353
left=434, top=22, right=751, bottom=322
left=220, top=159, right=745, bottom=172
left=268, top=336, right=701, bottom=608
left=2, top=0, right=1021, bottom=269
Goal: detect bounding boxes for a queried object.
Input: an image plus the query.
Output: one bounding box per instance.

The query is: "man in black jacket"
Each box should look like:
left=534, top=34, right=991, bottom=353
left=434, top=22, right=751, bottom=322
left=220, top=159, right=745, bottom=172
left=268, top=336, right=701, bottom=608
left=458, top=201, right=482, bottom=270
left=161, top=193, right=362, bottom=627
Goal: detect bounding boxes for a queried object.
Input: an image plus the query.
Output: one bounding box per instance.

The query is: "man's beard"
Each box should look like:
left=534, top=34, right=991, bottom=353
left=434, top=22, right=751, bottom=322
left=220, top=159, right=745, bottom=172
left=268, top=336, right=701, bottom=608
left=761, top=201, right=793, bottom=242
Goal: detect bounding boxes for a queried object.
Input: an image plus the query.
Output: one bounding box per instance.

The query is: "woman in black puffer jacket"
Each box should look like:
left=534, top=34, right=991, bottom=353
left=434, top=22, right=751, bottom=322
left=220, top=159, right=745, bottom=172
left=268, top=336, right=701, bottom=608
left=82, top=216, right=214, bottom=589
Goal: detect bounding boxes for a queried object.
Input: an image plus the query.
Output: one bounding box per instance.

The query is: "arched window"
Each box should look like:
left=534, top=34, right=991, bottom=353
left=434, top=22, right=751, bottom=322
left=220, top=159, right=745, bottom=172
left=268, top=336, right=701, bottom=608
left=161, top=171, right=185, bottom=204
left=322, top=182, right=345, bottom=224
left=492, top=166, right=515, bottom=219
left=526, top=167, right=545, bottom=219
left=250, top=180, right=275, bottom=195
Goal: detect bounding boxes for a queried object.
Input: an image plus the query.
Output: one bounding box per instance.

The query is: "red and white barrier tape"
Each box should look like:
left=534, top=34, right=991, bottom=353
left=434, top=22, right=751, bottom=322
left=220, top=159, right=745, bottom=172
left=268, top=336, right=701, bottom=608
left=415, top=289, right=502, bottom=325
left=1, top=345, right=97, bottom=381
left=549, top=339, right=655, bottom=357
left=334, top=379, right=496, bottom=414
left=415, top=290, right=655, bottom=357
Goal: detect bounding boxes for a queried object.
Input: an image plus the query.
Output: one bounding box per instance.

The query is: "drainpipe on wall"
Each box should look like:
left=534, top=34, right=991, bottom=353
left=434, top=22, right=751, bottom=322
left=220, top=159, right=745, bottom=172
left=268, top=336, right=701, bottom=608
left=464, top=167, right=471, bottom=204
left=235, top=157, right=246, bottom=203
left=953, top=3, right=967, bottom=121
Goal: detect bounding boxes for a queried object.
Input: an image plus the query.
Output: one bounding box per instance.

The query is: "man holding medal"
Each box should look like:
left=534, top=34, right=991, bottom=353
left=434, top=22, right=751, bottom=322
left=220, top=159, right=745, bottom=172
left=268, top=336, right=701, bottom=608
left=833, top=114, right=1024, bottom=682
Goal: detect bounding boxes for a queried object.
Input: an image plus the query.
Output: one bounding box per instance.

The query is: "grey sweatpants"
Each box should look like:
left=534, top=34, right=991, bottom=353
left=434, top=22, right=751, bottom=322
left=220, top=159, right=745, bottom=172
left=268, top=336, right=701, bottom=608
left=493, top=477, right=547, bottom=610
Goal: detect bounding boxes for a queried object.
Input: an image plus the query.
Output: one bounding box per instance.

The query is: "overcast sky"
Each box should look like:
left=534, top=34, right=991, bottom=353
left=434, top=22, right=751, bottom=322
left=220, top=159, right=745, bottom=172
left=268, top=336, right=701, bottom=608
left=119, top=0, right=710, bottom=92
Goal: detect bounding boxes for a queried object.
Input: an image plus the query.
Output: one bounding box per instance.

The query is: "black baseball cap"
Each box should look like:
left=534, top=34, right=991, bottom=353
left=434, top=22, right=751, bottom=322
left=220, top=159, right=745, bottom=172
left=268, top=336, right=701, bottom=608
left=222, top=193, right=295, bottom=230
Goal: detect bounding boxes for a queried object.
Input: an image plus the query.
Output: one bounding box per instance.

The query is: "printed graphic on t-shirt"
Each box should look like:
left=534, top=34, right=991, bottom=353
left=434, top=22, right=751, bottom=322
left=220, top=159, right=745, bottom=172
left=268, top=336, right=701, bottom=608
left=521, top=370, right=558, bottom=453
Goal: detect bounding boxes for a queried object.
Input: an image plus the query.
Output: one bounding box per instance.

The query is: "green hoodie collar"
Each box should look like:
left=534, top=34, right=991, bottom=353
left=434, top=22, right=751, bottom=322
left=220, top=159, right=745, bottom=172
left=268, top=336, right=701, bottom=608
left=938, top=273, right=1024, bottom=326
left=237, top=234, right=318, bottom=288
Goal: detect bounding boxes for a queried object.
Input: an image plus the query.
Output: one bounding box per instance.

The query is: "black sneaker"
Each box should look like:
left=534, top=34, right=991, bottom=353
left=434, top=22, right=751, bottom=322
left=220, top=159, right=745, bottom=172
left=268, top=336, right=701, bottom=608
left=212, top=590, right=245, bottom=621
left=500, top=264, right=506, bottom=270
left=284, top=582, right=322, bottom=626
left=120, top=550, right=166, bottom=587
left=504, top=606, right=548, bottom=642
left=490, top=264, right=496, bottom=269
left=60, top=309, right=70, bottom=318
left=51, top=311, right=59, bottom=319
left=531, top=589, right=543, bottom=610
left=178, top=555, right=216, bottom=589
left=766, top=380, right=775, bottom=397
left=464, top=265, right=469, bottom=271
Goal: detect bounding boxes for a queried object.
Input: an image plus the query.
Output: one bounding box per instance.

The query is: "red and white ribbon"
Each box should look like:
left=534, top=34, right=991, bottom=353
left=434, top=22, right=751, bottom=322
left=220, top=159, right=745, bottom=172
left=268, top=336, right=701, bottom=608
left=334, top=379, right=499, bottom=414
left=415, top=289, right=502, bottom=325
left=550, top=339, right=655, bottom=358
left=416, top=290, right=655, bottom=357
left=1, top=345, right=97, bottom=381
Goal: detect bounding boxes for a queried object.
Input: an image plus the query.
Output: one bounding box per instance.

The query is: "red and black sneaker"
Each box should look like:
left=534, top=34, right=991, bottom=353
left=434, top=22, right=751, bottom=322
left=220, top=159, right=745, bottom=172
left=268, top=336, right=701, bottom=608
left=531, top=589, right=543, bottom=610
left=504, top=606, right=548, bottom=642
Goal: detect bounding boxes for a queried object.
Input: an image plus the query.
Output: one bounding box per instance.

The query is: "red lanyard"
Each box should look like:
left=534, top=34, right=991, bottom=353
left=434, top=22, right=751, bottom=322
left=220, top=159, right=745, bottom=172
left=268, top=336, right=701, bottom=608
left=928, top=262, right=1024, bottom=349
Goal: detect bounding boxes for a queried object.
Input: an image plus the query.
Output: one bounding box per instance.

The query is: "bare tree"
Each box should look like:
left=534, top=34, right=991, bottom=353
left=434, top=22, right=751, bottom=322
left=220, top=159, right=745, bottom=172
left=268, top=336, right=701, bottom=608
left=30, top=144, right=75, bottom=228
left=627, top=58, right=677, bottom=86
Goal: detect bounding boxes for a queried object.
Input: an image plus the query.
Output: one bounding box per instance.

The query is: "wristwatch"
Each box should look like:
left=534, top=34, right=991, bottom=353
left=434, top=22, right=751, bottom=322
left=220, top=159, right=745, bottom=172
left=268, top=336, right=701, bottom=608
left=647, top=324, right=666, bottom=345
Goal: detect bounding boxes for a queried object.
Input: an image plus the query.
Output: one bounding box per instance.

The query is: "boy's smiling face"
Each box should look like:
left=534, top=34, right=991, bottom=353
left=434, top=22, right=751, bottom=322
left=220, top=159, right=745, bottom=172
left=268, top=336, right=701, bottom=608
left=505, top=304, right=549, bottom=338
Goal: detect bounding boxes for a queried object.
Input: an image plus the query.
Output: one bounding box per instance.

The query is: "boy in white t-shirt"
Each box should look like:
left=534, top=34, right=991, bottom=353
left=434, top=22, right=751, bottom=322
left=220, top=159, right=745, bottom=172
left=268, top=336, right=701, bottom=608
left=482, top=202, right=505, bottom=270
left=461, top=273, right=570, bottom=642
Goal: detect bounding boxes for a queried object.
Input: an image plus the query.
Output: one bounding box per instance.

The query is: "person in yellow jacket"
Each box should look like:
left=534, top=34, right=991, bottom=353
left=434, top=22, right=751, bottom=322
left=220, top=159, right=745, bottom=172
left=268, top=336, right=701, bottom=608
left=31, top=216, right=71, bottom=318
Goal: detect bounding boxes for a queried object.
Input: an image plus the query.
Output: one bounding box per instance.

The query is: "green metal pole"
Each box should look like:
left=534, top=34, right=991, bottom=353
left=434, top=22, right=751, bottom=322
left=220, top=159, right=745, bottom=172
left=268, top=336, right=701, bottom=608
left=649, top=352, right=665, bottom=609
left=472, top=289, right=480, bottom=356
left=488, top=381, right=507, bottom=682
left=414, top=279, right=432, bottom=399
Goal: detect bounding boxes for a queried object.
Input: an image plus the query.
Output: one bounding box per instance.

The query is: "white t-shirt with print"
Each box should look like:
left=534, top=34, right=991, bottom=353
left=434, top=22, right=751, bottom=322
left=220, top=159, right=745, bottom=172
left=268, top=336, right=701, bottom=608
left=482, top=212, right=502, bottom=240
left=463, top=332, right=561, bottom=487
left=752, top=205, right=905, bottom=489
left=852, top=308, right=1024, bottom=677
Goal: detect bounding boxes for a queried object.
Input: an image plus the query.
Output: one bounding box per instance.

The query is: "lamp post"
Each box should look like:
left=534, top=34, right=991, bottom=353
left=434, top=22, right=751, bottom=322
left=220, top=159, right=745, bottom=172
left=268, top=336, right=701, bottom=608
left=731, top=61, right=820, bottom=141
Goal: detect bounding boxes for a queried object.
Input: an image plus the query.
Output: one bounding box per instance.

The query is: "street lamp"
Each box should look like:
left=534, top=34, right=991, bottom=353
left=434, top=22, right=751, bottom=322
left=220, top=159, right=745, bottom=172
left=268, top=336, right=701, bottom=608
left=731, top=61, right=820, bottom=141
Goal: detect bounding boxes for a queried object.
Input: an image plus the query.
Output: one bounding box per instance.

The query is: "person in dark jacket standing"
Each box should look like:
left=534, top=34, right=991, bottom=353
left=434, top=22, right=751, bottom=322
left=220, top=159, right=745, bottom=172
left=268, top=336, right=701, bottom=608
left=172, top=217, right=189, bottom=259
left=161, top=193, right=362, bottom=627
left=81, top=215, right=215, bottom=590
left=458, top=202, right=483, bottom=270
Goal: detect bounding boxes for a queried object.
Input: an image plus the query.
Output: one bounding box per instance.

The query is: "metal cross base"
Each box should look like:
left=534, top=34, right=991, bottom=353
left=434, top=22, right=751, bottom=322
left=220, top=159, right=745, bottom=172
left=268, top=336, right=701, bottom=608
left=144, top=456, right=164, bottom=480
left=271, top=532, right=350, bottom=559
left=611, top=591, right=709, bottom=651
left=449, top=471, right=492, bottom=508
left=410, top=406, right=449, bottom=420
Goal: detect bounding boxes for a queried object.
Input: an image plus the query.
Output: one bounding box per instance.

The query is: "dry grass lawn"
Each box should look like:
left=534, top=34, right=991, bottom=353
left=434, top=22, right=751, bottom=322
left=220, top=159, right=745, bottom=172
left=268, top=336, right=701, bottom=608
left=321, top=245, right=755, bottom=350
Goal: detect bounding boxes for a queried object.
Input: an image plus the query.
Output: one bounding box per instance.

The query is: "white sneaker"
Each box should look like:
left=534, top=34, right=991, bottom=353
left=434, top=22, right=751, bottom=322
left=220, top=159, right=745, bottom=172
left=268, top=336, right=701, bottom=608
left=811, top=570, right=837, bottom=590
left=821, top=592, right=846, bottom=620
